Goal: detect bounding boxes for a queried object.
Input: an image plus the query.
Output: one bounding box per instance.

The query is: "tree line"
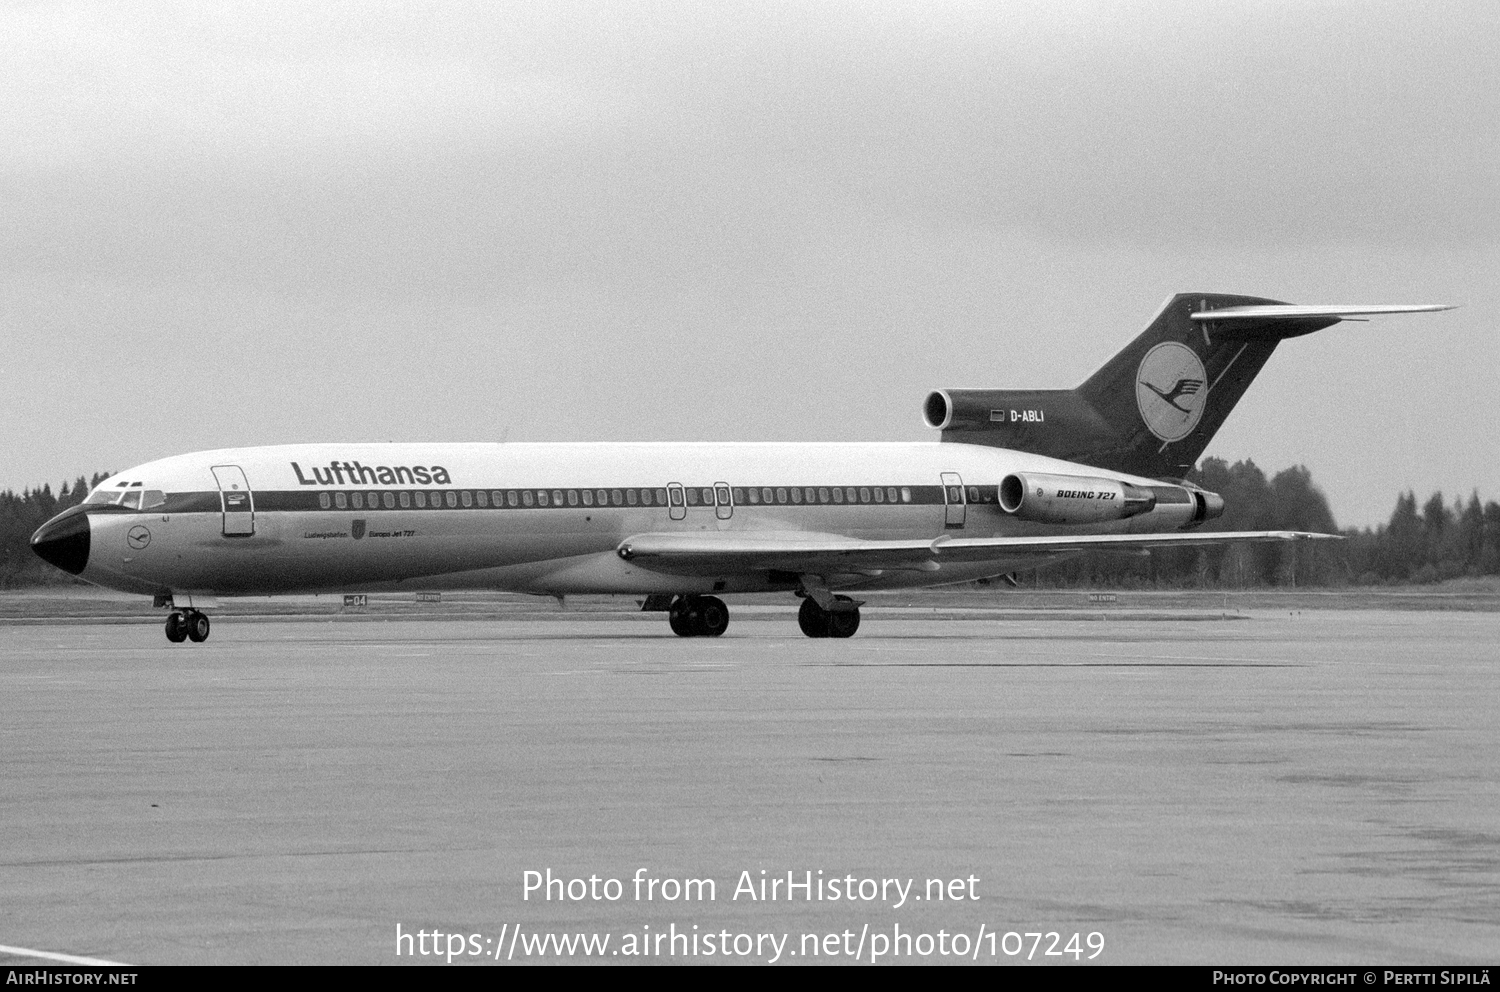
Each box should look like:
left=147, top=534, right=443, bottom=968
left=3, top=461, right=1499, bottom=589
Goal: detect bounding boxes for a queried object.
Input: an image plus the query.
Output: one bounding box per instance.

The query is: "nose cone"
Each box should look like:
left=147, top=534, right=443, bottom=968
left=31, top=508, right=91, bottom=575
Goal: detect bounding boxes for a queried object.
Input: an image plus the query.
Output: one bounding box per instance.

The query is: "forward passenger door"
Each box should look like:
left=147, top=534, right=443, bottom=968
left=211, top=465, right=255, bottom=536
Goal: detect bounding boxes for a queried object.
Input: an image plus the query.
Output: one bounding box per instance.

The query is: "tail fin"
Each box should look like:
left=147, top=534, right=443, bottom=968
left=924, top=293, right=1453, bottom=479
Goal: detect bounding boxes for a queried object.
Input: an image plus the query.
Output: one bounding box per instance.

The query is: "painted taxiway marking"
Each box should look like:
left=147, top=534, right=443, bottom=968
left=0, top=943, right=129, bottom=966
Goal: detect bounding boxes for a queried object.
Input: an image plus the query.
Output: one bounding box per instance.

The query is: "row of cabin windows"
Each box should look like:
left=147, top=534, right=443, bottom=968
left=316, top=488, right=670, bottom=511
left=738, top=486, right=911, bottom=506
left=314, top=485, right=918, bottom=511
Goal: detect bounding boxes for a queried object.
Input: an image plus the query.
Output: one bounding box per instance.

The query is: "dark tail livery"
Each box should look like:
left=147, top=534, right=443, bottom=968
left=923, top=293, right=1452, bottom=480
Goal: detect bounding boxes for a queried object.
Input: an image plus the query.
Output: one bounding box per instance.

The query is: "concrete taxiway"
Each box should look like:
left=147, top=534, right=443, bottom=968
left=2, top=605, right=1497, bottom=965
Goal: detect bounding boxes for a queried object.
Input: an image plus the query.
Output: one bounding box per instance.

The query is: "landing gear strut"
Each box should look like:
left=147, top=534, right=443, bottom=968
left=165, top=610, right=210, bottom=643
left=797, top=595, right=860, bottom=638
left=668, top=595, right=729, bottom=637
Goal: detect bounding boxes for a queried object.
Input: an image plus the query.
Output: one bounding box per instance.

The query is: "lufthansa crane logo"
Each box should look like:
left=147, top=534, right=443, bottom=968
left=1136, top=342, right=1208, bottom=443
left=126, top=526, right=152, bottom=550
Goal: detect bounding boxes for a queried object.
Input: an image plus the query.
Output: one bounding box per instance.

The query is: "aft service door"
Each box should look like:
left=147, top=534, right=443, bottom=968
left=941, top=472, right=966, bottom=529
left=211, top=465, right=255, bottom=536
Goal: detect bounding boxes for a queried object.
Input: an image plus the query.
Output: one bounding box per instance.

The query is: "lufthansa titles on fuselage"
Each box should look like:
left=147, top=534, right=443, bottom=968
left=291, top=460, right=452, bottom=487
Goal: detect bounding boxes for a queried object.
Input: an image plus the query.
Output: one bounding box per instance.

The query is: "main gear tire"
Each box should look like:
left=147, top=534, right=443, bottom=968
left=698, top=597, right=729, bottom=637
left=669, top=598, right=699, bottom=637
left=797, top=597, right=829, bottom=638
left=827, top=598, right=861, bottom=638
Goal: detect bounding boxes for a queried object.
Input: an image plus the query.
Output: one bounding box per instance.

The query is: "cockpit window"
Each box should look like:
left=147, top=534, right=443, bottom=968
left=86, top=485, right=164, bottom=508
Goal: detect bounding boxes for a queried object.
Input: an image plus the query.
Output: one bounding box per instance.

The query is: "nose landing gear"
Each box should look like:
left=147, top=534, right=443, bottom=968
left=165, top=610, right=211, bottom=643
left=668, top=595, right=730, bottom=637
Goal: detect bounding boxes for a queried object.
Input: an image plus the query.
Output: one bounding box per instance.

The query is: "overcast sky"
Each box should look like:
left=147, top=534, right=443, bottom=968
left=1, top=0, right=1495, bottom=527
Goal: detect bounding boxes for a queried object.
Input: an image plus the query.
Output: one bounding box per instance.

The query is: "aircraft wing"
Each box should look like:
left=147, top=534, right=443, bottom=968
left=616, top=530, right=1338, bottom=577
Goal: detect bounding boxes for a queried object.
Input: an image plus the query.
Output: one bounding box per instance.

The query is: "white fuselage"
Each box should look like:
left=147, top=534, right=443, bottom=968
left=74, top=441, right=1190, bottom=599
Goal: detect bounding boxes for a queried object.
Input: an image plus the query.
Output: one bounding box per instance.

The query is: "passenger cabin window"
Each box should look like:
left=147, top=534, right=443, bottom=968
left=461, top=491, right=473, bottom=508
left=399, top=491, right=410, bottom=508
left=446, top=492, right=458, bottom=508
left=319, top=493, right=331, bottom=509
left=335, top=492, right=348, bottom=509
left=383, top=492, right=395, bottom=509
left=352, top=492, right=364, bottom=509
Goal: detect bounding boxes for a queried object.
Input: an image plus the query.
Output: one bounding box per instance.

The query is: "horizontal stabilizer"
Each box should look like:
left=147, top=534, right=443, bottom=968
left=1192, top=304, right=1454, bottom=321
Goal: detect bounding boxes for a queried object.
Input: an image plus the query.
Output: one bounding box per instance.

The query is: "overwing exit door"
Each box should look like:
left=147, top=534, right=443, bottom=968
left=211, top=465, right=255, bottom=536
left=941, top=472, right=966, bottom=529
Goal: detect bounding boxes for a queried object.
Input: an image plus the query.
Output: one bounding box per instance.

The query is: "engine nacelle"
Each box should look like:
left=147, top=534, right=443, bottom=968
left=998, top=473, right=1156, bottom=524
left=1192, top=489, right=1225, bottom=523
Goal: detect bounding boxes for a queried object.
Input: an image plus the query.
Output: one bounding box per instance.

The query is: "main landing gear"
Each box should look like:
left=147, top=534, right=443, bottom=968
left=668, top=595, right=730, bottom=637
left=165, top=610, right=211, bottom=643
left=797, top=595, right=861, bottom=638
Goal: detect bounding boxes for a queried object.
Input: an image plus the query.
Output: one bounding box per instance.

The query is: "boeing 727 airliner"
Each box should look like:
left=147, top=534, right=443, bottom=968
left=30, top=294, right=1451, bottom=641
